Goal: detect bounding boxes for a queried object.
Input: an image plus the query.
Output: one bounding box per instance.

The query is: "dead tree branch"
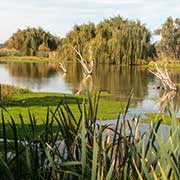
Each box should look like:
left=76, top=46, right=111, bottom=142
left=149, top=64, right=177, bottom=112
left=73, top=45, right=93, bottom=75
left=148, top=64, right=177, bottom=91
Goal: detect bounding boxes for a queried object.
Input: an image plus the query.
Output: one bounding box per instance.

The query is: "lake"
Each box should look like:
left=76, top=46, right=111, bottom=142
left=0, top=61, right=180, bottom=116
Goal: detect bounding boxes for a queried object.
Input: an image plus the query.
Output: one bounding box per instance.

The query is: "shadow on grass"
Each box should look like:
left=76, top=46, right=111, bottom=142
left=3, top=96, right=83, bottom=107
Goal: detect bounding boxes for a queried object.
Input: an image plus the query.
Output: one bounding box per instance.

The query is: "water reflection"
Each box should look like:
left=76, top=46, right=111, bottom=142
left=64, top=63, right=154, bottom=100
left=0, top=62, right=72, bottom=93
left=156, top=90, right=176, bottom=112
left=75, top=74, right=93, bottom=95
left=0, top=62, right=180, bottom=115
left=93, top=65, right=152, bottom=100
left=6, top=62, right=58, bottom=78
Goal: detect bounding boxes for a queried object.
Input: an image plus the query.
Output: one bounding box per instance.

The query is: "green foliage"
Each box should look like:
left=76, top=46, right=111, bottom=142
left=4, top=27, right=60, bottom=56
left=58, top=22, right=96, bottom=61
left=0, top=85, right=132, bottom=124
left=58, top=16, right=156, bottom=64
left=0, top=90, right=179, bottom=179
left=155, top=17, right=180, bottom=60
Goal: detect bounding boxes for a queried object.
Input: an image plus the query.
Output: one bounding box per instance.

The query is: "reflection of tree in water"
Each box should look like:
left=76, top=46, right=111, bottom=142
left=64, top=63, right=153, bottom=100
left=5, top=62, right=180, bottom=109
left=75, top=75, right=93, bottom=95
left=6, top=62, right=58, bottom=78
left=63, top=63, right=84, bottom=93
left=157, top=90, right=177, bottom=112
left=149, top=67, right=180, bottom=113
left=59, top=62, right=93, bottom=95
left=93, top=65, right=152, bottom=100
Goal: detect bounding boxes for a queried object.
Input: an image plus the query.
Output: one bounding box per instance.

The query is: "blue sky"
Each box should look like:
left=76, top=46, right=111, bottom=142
left=0, top=0, right=179, bottom=43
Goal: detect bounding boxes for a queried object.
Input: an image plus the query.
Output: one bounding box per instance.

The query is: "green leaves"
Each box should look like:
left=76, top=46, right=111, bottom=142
left=0, top=156, right=15, bottom=180
left=59, top=16, right=155, bottom=64
left=0, top=90, right=179, bottom=179
left=155, top=16, right=180, bottom=60
left=91, top=134, right=98, bottom=180
left=4, top=27, right=60, bottom=56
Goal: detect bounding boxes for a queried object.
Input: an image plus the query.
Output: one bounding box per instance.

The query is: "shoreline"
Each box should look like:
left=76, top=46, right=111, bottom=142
left=1, top=56, right=180, bottom=69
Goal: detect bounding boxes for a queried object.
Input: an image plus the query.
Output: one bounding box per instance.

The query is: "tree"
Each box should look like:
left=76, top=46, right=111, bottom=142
left=4, top=27, right=60, bottom=56
left=154, top=17, right=180, bottom=60
left=58, top=16, right=155, bottom=65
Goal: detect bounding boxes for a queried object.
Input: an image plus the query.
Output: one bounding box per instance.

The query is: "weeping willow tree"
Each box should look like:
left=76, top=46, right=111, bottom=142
left=58, top=16, right=156, bottom=65
left=58, top=23, right=96, bottom=61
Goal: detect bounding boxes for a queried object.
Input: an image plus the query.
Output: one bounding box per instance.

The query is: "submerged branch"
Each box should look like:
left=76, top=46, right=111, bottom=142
left=59, top=62, right=67, bottom=73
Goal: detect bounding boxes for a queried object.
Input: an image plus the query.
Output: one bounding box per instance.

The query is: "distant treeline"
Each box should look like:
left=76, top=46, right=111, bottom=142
left=2, top=16, right=180, bottom=64
left=3, top=27, right=60, bottom=57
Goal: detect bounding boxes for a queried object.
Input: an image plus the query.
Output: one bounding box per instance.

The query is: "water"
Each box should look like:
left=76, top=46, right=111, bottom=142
left=100, top=119, right=172, bottom=141
left=0, top=61, right=180, bottom=116
left=0, top=62, right=73, bottom=93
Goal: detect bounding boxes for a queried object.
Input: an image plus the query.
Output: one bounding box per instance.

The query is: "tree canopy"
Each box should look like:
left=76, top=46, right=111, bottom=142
left=58, top=16, right=156, bottom=65
left=4, top=27, right=60, bottom=56
left=154, top=17, right=180, bottom=60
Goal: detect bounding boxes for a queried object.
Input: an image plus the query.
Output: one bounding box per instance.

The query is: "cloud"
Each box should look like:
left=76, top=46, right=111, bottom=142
left=95, top=0, right=143, bottom=5
left=0, top=0, right=179, bottom=42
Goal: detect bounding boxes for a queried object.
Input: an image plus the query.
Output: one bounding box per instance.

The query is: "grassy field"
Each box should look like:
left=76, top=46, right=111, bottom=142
left=0, top=56, right=62, bottom=63
left=1, top=85, right=130, bottom=124
left=2, top=84, right=179, bottom=126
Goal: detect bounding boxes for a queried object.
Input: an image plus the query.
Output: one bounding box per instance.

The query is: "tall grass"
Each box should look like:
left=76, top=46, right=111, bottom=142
left=0, top=91, right=179, bottom=179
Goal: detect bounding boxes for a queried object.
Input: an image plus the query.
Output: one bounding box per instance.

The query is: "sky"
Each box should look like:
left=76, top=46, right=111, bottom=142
left=0, top=0, right=179, bottom=43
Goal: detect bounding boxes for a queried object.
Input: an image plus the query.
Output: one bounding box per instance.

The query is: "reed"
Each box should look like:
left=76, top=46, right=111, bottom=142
left=0, top=90, right=179, bottom=179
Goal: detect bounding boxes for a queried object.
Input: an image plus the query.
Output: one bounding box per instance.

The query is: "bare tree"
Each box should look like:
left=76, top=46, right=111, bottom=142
left=148, top=64, right=177, bottom=91
left=149, top=64, right=177, bottom=112
left=72, top=44, right=94, bottom=95
left=73, top=45, right=94, bottom=75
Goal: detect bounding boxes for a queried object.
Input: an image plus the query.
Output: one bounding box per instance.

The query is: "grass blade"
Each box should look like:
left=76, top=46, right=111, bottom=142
left=2, top=110, right=7, bottom=163
left=82, top=101, right=87, bottom=179
left=0, top=156, right=15, bottom=180
left=105, top=160, right=115, bottom=180
left=91, top=133, right=98, bottom=180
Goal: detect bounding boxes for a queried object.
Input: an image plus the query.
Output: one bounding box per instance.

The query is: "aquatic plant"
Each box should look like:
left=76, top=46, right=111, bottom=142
left=0, top=91, right=179, bottom=179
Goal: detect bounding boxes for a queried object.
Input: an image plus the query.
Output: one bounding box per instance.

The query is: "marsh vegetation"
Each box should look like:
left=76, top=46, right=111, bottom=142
left=0, top=90, right=179, bottom=179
